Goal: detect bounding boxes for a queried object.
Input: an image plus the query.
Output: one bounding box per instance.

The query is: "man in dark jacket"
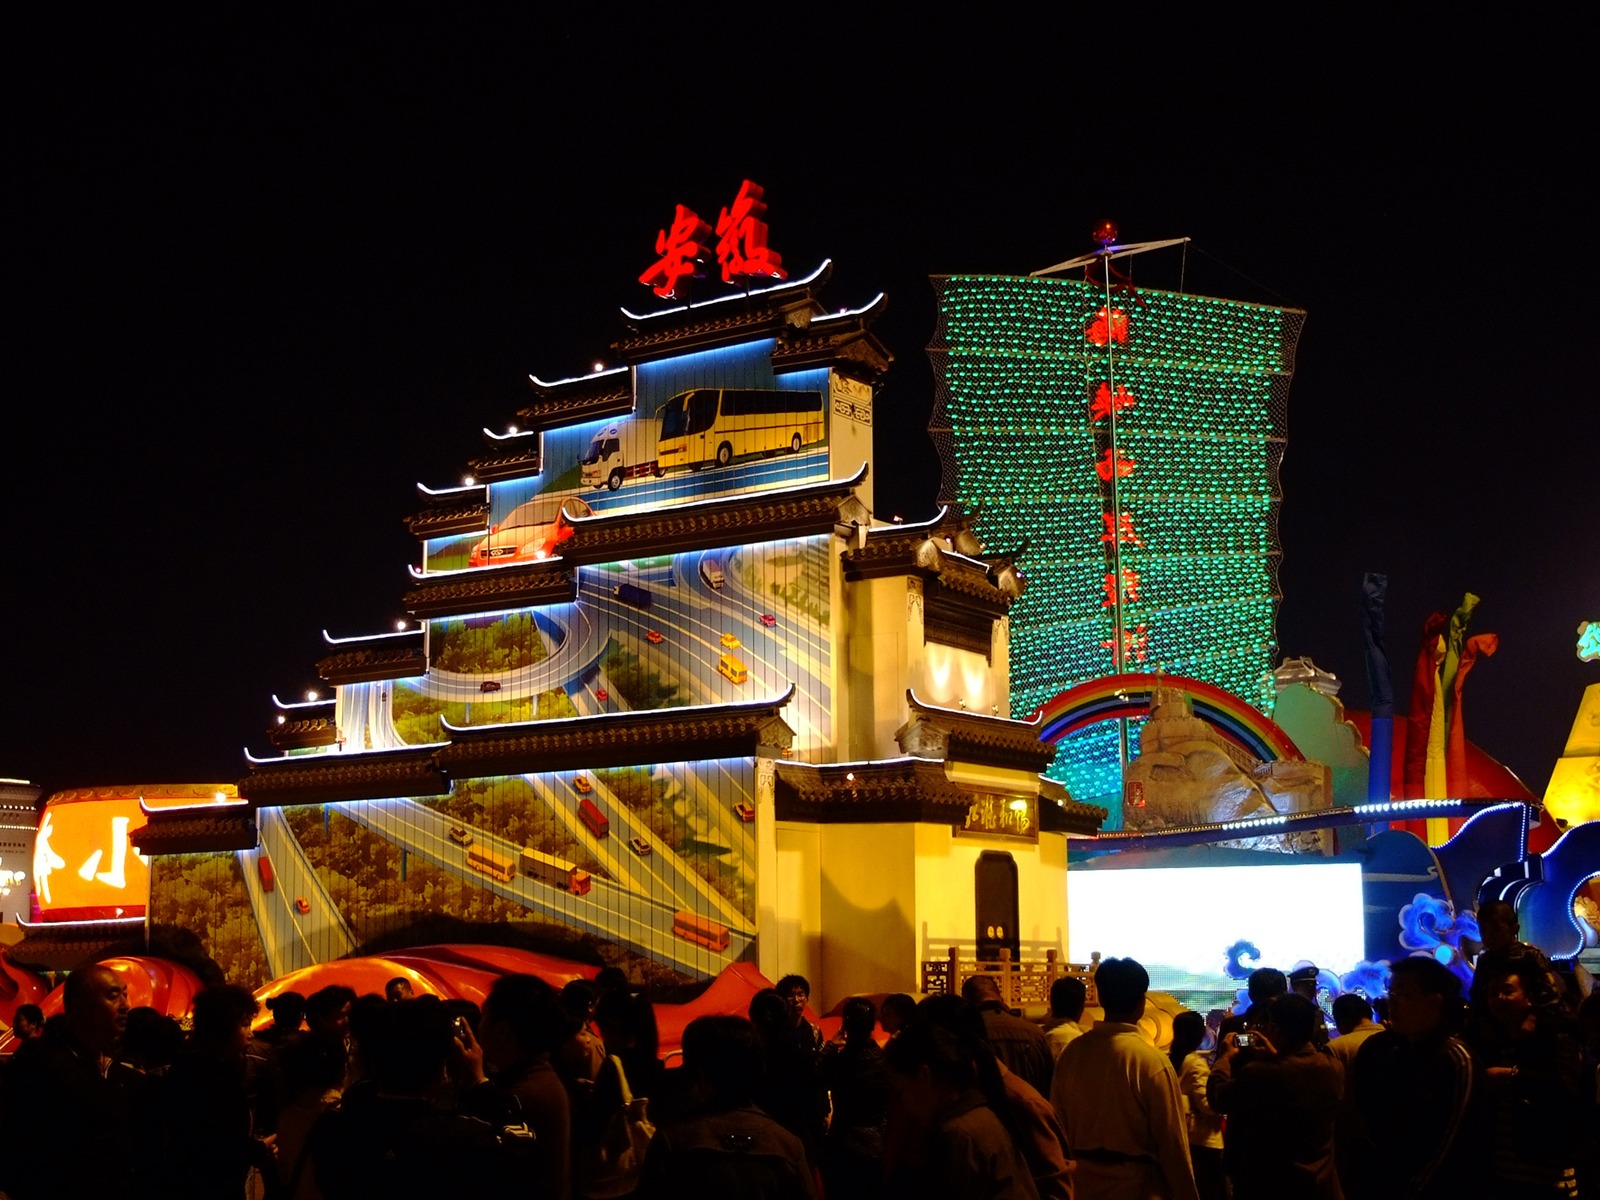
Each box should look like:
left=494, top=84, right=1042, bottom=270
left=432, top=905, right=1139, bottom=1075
left=1208, top=992, right=1343, bottom=1199
left=962, top=974, right=1053, bottom=1096
left=0, top=963, right=142, bottom=1200
left=1347, top=957, right=1479, bottom=1200
left=638, top=1015, right=817, bottom=1199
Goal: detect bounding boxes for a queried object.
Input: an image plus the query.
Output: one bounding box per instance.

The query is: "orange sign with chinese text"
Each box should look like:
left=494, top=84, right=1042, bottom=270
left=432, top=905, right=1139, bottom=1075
left=34, top=785, right=239, bottom=921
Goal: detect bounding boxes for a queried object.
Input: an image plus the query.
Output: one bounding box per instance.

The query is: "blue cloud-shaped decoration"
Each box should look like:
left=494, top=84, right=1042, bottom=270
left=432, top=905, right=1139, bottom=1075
left=1224, top=939, right=1262, bottom=981
left=1341, top=960, right=1393, bottom=998
left=1398, top=892, right=1478, bottom=986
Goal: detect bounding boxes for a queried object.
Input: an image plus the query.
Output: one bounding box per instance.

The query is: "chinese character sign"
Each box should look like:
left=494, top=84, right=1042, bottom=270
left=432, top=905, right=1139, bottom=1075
left=715, top=180, right=787, bottom=284
left=33, top=798, right=151, bottom=920
left=640, top=181, right=786, bottom=300
left=639, top=204, right=714, bottom=300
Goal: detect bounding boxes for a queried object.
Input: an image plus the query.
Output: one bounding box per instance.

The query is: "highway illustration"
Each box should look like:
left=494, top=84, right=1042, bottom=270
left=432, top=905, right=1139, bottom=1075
left=253, top=402, right=839, bottom=982
left=240, top=808, right=359, bottom=979
left=423, top=443, right=834, bottom=575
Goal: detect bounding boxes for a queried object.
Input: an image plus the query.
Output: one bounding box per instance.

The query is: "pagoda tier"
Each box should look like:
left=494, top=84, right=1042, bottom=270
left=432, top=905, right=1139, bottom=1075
left=517, top=366, right=633, bottom=432
left=268, top=717, right=340, bottom=752
left=437, top=691, right=795, bottom=777
left=403, top=468, right=871, bottom=620
left=775, top=760, right=1103, bottom=834
left=241, top=744, right=450, bottom=808
left=237, top=696, right=793, bottom=813
left=402, top=565, right=578, bottom=621
left=842, top=512, right=1023, bottom=659
left=9, top=919, right=148, bottom=972
left=406, top=491, right=490, bottom=539
left=130, top=805, right=258, bottom=854
left=898, top=691, right=1057, bottom=775
left=468, top=429, right=541, bottom=483
left=607, top=263, right=892, bottom=373
left=316, top=636, right=428, bottom=686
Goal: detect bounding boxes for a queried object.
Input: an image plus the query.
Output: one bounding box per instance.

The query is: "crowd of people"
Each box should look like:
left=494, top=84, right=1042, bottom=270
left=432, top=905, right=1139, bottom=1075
left=0, top=904, right=1596, bottom=1199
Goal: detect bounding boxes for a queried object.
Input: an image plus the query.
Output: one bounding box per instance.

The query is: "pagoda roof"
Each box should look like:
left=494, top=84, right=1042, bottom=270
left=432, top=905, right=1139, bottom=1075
left=610, top=269, right=893, bottom=374
left=437, top=691, right=796, bottom=777
left=896, top=691, right=1057, bottom=774
left=403, top=566, right=579, bottom=621
left=317, top=639, right=428, bottom=686
left=402, top=470, right=870, bottom=619
left=516, top=366, right=634, bottom=432
left=1040, top=779, right=1107, bottom=833
left=240, top=745, right=451, bottom=808
left=9, top=918, right=148, bottom=973
left=268, top=718, right=340, bottom=752
left=405, top=481, right=491, bottom=539
left=842, top=510, right=1022, bottom=599
left=842, top=511, right=1022, bottom=657
left=129, top=806, right=258, bottom=855
left=235, top=697, right=794, bottom=810
left=773, top=757, right=1103, bottom=834
left=558, top=467, right=870, bottom=561
left=469, top=428, right=542, bottom=483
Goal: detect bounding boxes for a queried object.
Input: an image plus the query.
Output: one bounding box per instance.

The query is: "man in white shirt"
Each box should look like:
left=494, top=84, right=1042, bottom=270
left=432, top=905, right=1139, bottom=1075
left=1043, top=975, right=1088, bottom=1062
left=1329, top=993, right=1384, bottom=1067
left=1050, top=957, right=1200, bottom=1200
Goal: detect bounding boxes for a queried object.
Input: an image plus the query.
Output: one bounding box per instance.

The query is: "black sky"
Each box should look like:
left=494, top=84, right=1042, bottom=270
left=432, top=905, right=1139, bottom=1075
left=8, top=14, right=1595, bottom=797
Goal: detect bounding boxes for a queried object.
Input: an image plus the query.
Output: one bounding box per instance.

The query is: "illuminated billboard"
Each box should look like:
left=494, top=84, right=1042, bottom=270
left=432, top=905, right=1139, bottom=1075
left=930, top=275, right=1303, bottom=819
left=346, top=535, right=832, bottom=759
left=150, top=761, right=760, bottom=989
left=1067, top=861, right=1365, bottom=1010
left=36, top=785, right=240, bottom=922
left=423, top=342, right=835, bottom=575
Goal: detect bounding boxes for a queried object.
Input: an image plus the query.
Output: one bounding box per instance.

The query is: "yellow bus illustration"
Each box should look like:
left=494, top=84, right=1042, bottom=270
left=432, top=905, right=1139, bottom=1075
left=656, top=387, right=824, bottom=472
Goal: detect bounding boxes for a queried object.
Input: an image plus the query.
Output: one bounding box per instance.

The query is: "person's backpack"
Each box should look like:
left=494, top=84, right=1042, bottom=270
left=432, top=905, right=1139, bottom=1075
left=579, top=1055, right=655, bottom=1198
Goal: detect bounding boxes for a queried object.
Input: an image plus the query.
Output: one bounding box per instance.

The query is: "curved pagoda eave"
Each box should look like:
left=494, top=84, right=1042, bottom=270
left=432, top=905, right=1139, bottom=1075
left=402, top=469, right=869, bottom=620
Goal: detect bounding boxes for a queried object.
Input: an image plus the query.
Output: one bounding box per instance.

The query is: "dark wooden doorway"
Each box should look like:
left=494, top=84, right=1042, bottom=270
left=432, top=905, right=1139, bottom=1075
left=975, top=850, right=1020, bottom=962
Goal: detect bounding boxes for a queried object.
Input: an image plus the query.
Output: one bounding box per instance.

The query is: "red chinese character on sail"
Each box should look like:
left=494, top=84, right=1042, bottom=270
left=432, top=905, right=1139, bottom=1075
left=1086, top=307, right=1129, bottom=346
left=715, top=180, right=788, bottom=284
left=639, top=204, right=713, bottom=299
left=1101, top=511, right=1144, bottom=547
left=1089, top=382, right=1137, bottom=422
left=1095, top=449, right=1137, bottom=482
left=1101, top=624, right=1150, bottom=664
left=1101, top=569, right=1142, bottom=608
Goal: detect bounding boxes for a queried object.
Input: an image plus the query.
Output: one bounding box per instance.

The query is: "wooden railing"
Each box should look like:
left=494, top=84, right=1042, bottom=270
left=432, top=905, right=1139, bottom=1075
left=921, top=947, right=1100, bottom=1011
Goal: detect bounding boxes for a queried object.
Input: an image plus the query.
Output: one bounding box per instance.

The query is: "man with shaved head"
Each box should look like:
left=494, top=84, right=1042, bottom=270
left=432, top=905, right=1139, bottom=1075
left=0, top=963, right=141, bottom=1199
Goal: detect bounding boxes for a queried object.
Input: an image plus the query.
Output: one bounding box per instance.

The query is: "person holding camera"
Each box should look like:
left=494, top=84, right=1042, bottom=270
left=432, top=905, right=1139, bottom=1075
left=1207, top=992, right=1343, bottom=1199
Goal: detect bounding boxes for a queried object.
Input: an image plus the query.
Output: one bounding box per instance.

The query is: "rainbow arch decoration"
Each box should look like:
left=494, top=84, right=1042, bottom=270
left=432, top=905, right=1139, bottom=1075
left=1030, top=673, right=1305, bottom=764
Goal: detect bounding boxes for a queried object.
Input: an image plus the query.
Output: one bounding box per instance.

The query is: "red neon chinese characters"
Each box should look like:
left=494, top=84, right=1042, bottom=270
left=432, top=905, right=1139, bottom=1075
left=1089, top=382, right=1137, bottom=422
left=1100, top=511, right=1144, bottom=547
left=1086, top=307, right=1129, bottom=346
left=639, top=204, right=713, bottom=299
left=1101, top=569, right=1141, bottom=608
left=715, top=180, right=787, bottom=284
left=1095, top=449, right=1137, bottom=482
left=1101, top=624, right=1150, bottom=664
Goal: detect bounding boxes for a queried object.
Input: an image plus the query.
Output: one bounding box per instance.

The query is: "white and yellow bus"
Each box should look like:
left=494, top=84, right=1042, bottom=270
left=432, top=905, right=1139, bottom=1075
left=655, top=387, right=824, bottom=472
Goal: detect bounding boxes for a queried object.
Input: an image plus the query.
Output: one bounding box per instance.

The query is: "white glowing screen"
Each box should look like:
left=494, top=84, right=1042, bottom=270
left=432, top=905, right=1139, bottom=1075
left=1067, top=863, right=1366, bottom=998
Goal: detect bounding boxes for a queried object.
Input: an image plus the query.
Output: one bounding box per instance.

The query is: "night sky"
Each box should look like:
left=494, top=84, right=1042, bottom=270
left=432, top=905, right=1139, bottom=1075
left=9, top=15, right=1594, bottom=799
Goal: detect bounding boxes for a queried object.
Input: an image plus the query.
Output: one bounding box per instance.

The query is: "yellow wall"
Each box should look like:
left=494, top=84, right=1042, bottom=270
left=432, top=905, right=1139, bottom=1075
left=770, top=818, right=1070, bottom=1009
left=1545, top=682, right=1600, bottom=826
left=842, top=574, right=915, bottom=760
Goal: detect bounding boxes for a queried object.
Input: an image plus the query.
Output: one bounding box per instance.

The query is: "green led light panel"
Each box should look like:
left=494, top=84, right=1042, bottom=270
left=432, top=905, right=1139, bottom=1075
left=929, top=274, right=1304, bottom=820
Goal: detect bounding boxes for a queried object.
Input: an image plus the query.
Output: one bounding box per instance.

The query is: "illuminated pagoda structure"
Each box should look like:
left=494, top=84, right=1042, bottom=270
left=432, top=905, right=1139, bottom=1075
left=129, top=240, right=1103, bottom=1004
left=929, top=254, right=1304, bottom=824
